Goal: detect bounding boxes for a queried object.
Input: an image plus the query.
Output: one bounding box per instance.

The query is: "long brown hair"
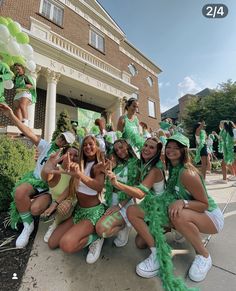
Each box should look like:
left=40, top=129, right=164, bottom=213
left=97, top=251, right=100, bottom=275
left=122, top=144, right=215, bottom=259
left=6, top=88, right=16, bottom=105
left=165, top=140, right=200, bottom=175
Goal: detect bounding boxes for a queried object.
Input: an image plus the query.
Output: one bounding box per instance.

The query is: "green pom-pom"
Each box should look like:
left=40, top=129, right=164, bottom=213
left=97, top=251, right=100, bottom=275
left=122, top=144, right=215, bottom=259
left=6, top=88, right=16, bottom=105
left=12, top=55, right=26, bottom=66
left=116, top=131, right=122, bottom=139
left=105, top=135, right=112, bottom=143
left=15, top=32, right=29, bottom=44
left=0, top=17, right=8, bottom=26
left=90, top=125, right=100, bottom=136
left=6, top=17, right=13, bottom=24
left=77, top=127, right=85, bottom=138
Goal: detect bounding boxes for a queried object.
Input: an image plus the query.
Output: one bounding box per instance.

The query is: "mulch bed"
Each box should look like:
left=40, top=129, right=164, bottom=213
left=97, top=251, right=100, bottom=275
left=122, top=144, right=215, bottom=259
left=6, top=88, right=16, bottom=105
left=0, top=212, right=38, bottom=291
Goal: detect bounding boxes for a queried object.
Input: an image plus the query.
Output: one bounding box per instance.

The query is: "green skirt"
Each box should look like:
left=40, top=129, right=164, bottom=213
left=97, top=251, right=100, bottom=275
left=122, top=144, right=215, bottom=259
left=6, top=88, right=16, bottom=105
left=73, top=203, right=105, bottom=226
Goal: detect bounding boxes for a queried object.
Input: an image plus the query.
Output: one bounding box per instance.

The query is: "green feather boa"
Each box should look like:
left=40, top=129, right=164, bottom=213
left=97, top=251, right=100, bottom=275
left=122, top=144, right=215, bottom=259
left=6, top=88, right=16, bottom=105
left=194, top=130, right=206, bottom=164
left=138, top=165, right=198, bottom=291
left=221, top=129, right=234, bottom=164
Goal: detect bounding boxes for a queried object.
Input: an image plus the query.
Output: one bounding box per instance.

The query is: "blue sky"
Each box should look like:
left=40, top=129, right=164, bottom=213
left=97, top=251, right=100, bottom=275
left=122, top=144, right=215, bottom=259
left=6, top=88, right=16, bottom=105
left=98, top=0, right=236, bottom=113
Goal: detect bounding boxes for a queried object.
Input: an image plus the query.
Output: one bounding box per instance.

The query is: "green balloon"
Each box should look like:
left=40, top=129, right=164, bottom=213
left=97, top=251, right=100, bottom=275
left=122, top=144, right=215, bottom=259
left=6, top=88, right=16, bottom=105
left=16, top=32, right=29, bottom=44
left=0, top=17, right=8, bottom=26
left=2, top=54, right=14, bottom=66
left=8, top=22, right=21, bottom=37
left=13, top=55, right=26, bottom=66
left=6, top=17, right=13, bottom=24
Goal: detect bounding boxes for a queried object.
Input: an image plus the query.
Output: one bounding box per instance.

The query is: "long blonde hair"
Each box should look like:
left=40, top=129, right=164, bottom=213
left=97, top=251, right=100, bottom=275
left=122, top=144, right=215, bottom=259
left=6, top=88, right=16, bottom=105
left=69, top=135, right=102, bottom=197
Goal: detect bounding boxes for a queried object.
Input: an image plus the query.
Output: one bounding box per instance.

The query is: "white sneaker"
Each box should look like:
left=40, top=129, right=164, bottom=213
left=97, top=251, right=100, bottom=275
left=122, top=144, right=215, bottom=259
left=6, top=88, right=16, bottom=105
left=86, top=238, right=104, bottom=264
left=172, top=229, right=185, bottom=243
left=228, top=176, right=236, bottom=181
left=232, top=182, right=236, bottom=187
left=113, top=225, right=131, bottom=247
left=16, top=221, right=34, bottom=248
left=188, top=254, right=212, bottom=282
left=136, top=252, right=160, bottom=278
left=44, top=221, right=57, bottom=243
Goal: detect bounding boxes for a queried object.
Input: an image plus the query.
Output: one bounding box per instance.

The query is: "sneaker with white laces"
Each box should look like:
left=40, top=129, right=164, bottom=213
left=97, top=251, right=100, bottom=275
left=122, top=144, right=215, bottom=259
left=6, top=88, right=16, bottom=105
left=113, top=225, right=131, bottom=247
left=172, top=229, right=185, bottom=243
left=136, top=252, right=160, bottom=278
left=44, top=221, right=57, bottom=243
left=228, top=176, right=236, bottom=181
left=86, top=238, right=104, bottom=264
left=188, top=254, right=212, bottom=282
left=16, top=221, right=34, bottom=248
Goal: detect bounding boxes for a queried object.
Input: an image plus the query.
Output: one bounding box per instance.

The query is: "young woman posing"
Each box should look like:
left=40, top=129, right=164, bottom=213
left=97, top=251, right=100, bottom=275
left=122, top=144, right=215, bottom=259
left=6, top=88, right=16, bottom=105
left=166, top=133, right=224, bottom=283
left=105, top=138, right=165, bottom=274
left=41, top=145, right=80, bottom=242
left=96, top=139, right=139, bottom=247
left=48, top=135, right=106, bottom=264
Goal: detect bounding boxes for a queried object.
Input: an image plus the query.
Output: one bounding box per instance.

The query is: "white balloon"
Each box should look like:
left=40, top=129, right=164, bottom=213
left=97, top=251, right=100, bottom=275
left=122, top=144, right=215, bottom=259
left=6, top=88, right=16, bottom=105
left=6, top=38, right=21, bottom=55
left=0, top=24, right=10, bottom=42
left=20, top=44, right=34, bottom=57
left=3, top=80, right=14, bottom=90
left=26, top=60, right=36, bottom=72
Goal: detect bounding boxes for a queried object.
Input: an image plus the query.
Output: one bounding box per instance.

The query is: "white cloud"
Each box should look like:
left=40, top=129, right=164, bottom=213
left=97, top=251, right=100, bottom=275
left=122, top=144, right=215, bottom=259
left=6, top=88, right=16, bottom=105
left=177, top=76, right=202, bottom=97
left=159, top=82, right=170, bottom=89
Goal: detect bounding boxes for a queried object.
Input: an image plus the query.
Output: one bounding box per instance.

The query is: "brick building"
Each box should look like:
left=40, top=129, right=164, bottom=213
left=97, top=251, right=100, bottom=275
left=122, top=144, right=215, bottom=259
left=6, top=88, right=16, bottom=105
left=0, top=0, right=162, bottom=140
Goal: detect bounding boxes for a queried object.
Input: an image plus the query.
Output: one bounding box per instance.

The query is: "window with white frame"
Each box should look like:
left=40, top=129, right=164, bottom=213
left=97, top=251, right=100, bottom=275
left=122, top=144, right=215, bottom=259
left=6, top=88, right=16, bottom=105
left=128, top=64, right=138, bottom=76
left=148, top=99, right=156, bottom=118
left=40, top=0, right=64, bottom=26
left=89, top=28, right=105, bottom=53
left=147, top=76, right=154, bottom=87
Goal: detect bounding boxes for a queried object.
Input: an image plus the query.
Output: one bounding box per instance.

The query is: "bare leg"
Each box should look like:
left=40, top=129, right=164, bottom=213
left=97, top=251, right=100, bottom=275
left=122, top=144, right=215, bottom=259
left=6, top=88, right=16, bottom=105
left=48, top=217, right=74, bottom=249
left=19, top=97, right=30, bottom=120
left=201, top=156, right=207, bottom=180
left=30, top=194, right=51, bottom=216
left=221, top=159, right=227, bottom=180
left=14, top=183, right=35, bottom=213
left=171, top=209, right=217, bottom=257
left=96, top=211, right=125, bottom=238
left=59, top=219, right=95, bottom=253
left=13, top=100, right=22, bottom=121
left=127, top=205, right=155, bottom=248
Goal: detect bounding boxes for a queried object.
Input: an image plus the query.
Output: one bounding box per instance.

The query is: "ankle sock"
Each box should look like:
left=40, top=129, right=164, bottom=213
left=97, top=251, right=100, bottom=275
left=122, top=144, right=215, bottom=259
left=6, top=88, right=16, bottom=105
left=19, top=212, right=33, bottom=225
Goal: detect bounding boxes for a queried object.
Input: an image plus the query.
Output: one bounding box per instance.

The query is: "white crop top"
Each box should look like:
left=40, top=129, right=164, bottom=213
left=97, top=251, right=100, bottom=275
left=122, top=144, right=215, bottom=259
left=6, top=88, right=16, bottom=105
left=77, top=161, right=97, bottom=196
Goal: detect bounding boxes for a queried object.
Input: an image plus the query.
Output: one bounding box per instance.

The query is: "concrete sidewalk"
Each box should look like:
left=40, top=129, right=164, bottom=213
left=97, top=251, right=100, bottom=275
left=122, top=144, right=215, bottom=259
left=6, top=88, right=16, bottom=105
left=19, top=173, right=236, bottom=291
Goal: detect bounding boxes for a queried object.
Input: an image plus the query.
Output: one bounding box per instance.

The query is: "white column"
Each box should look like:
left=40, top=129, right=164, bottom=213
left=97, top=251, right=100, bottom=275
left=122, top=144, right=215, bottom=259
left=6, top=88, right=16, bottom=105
left=28, top=65, right=41, bottom=128
left=113, top=97, right=125, bottom=130
left=44, top=69, right=60, bottom=142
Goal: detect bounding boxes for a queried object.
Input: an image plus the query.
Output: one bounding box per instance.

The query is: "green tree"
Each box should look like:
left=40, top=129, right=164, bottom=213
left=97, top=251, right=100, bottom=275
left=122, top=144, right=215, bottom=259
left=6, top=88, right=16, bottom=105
left=52, top=110, right=73, bottom=141
left=182, top=80, right=236, bottom=145
left=0, top=137, right=35, bottom=212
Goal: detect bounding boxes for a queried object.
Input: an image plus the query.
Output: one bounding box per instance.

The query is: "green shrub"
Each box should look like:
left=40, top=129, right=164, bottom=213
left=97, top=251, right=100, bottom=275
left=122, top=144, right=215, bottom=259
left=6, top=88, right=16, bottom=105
left=0, top=136, right=35, bottom=213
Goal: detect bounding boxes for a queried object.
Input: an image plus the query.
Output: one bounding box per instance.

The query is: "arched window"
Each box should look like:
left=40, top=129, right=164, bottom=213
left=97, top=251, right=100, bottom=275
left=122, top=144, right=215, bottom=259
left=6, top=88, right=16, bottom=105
left=128, top=64, right=138, bottom=76
left=146, top=76, right=154, bottom=87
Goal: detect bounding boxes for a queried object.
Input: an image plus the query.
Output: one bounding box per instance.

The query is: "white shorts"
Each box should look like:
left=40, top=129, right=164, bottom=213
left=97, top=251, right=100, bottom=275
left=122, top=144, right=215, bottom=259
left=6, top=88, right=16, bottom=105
left=14, top=90, right=32, bottom=103
left=205, top=207, right=224, bottom=233
left=119, top=199, right=135, bottom=227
